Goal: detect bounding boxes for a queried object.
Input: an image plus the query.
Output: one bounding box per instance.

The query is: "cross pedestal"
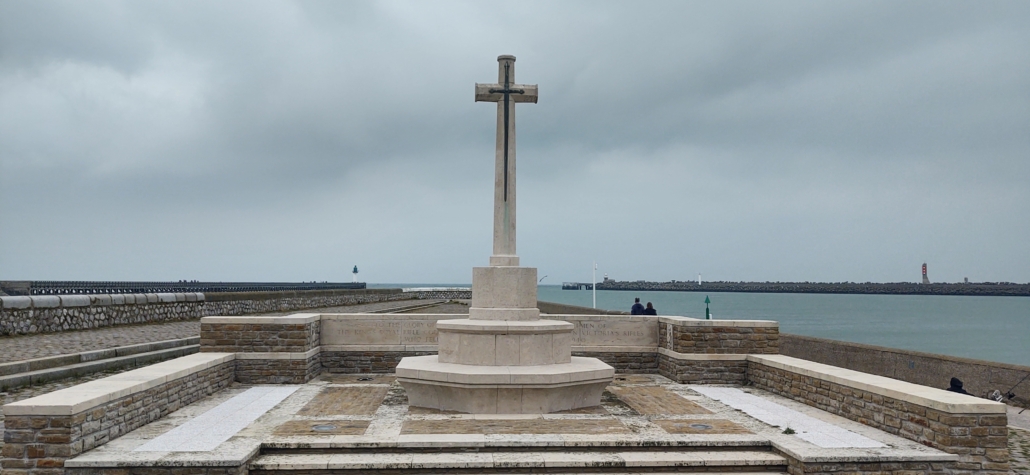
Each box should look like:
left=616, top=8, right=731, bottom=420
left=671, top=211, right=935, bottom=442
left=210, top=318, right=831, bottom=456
left=397, top=56, right=613, bottom=413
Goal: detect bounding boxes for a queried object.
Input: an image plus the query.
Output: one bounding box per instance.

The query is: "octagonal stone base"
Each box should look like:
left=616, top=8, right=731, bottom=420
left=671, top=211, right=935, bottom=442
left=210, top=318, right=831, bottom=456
left=397, top=356, right=614, bottom=414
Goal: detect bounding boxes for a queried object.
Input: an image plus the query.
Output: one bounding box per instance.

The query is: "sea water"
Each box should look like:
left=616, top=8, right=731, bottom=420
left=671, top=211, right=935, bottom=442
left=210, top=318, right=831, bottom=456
left=371, top=284, right=1030, bottom=366
left=536, top=286, right=1030, bottom=367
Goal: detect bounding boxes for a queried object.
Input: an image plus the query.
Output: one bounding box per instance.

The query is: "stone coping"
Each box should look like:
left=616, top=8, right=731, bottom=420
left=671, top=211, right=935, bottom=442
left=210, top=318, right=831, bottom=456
left=747, top=354, right=1007, bottom=414
left=658, top=316, right=778, bottom=327
left=436, top=318, right=574, bottom=334
left=2, top=352, right=234, bottom=416
left=321, top=344, right=438, bottom=352
left=321, top=345, right=655, bottom=353
left=201, top=313, right=321, bottom=325
left=396, top=356, right=613, bottom=386
left=234, top=348, right=321, bottom=360
left=319, top=313, right=447, bottom=321
left=658, top=348, right=748, bottom=360
left=1, top=292, right=204, bottom=309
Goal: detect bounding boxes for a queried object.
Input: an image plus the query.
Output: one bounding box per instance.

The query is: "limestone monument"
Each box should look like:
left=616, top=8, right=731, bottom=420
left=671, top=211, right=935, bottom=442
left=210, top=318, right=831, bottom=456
left=396, top=55, right=614, bottom=413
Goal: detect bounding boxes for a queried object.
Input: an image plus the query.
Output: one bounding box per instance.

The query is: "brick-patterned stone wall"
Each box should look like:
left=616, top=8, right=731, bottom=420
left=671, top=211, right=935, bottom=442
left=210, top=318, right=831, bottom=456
left=200, top=321, right=318, bottom=353
left=68, top=467, right=247, bottom=475
left=781, top=456, right=951, bottom=475
left=749, top=360, right=1009, bottom=475
left=658, top=354, right=748, bottom=384
left=573, top=351, right=658, bottom=373
left=321, top=351, right=434, bottom=373
left=660, top=319, right=779, bottom=355
left=1, top=361, right=234, bottom=475
left=201, top=316, right=322, bottom=384
left=235, top=355, right=321, bottom=384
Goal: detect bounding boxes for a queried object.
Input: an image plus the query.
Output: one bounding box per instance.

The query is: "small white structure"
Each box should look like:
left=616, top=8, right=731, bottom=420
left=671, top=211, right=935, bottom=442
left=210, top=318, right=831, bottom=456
left=397, top=56, right=613, bottom=413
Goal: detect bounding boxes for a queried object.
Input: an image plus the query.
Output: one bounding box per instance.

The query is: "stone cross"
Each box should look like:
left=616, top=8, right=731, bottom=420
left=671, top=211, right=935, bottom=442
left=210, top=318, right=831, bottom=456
left=475, top=55, right=538, bottom=267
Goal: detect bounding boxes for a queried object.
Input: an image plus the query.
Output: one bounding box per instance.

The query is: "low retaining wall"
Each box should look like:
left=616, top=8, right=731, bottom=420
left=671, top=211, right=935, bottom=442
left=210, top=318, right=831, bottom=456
left=1, top=353, right=235, bottom=474
left=0, top=289, right=413, bottom=337
left=200, top=314, right=321, bottom=384
left=780, top=333, right=1030, bottom=403
left=749, top=354, right=1009, bottom=475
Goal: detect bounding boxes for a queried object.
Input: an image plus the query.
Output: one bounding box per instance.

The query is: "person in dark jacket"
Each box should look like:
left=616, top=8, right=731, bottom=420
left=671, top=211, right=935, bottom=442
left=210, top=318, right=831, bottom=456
left=643, top=302, right=657, bottom=315
left=630, top=298, right=644, bottom=315
left=946, top=377, right=971, bottom=395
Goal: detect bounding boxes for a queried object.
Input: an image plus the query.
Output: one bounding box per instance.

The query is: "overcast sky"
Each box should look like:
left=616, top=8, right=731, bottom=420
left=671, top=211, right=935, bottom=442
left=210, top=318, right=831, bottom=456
left=1, top=1, right=1028, bottom=285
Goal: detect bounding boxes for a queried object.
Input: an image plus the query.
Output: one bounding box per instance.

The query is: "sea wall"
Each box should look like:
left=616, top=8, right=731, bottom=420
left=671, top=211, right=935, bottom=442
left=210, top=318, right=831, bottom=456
left=780, top=333, right=1030, bottom=403
left=595, top=280, right=1030, bottom=297
left=0, top=289, right=430, bottom=337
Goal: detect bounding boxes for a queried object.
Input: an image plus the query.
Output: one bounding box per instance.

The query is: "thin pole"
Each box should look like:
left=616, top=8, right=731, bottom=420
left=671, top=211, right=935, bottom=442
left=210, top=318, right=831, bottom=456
left=592, top=261, right=597, bottom=309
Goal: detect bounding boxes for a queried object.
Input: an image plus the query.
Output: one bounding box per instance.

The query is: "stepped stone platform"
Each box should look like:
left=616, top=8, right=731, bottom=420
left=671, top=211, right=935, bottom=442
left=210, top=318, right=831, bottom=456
left=59, top=373, right=954, bottom=475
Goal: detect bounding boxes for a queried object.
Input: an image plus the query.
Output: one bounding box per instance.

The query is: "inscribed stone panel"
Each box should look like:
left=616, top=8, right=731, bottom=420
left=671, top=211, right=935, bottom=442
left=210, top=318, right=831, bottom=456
left=321, top=318, right=439, bottom=346
left=567, top=318, right=658, bottom=347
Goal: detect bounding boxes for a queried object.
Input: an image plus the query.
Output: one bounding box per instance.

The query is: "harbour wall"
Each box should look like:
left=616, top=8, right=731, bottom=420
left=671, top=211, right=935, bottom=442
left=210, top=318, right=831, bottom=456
left=596, top=280, right=1030, bottom=296
left=780, top=333, right=1030, bottom=404
left=0, top=288, right=472, bottom=336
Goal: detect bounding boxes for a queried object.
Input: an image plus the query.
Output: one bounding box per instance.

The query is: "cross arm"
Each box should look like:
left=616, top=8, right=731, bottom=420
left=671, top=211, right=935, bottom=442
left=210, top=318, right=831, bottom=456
left=475, top=83, right=539, bottom=103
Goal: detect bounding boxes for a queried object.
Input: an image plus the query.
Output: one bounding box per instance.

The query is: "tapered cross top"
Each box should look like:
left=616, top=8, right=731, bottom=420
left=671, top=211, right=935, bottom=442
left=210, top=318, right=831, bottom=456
left=475, top=55, right=538, bottom=267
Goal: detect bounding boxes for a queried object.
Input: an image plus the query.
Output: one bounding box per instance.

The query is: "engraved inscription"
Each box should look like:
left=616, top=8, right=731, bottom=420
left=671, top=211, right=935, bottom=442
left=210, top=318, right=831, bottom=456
left=568, top=319, right=657, bottom=347
left=322, top=319, right=439, bottom=345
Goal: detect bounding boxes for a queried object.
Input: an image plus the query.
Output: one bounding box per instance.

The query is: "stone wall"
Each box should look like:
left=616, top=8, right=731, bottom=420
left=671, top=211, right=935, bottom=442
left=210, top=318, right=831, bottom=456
left=1, top=354, right=235, bottom=475
left=573, top=351, right=658, bottom=373
left=0, top=289, right=412, bottom=337
left=321, top=351, right=435, bottom=373
left=659, top=318, right=780, bottom=355
left=0, top=294, right=204, bottom=336
left=203, top=289, right=410, bottom=315
left=749, top=355, right=1009, bottom=475
left=780, top=333, right=1030, bottom=403
left=653, top=318, right=779, bottom=384
left=201, top=315, right=322, bottom=384
left=658, top=353, right=748, bottom=384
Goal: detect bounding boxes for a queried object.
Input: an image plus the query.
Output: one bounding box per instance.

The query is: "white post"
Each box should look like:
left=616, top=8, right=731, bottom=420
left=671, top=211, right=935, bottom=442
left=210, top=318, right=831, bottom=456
left=592, top=261, right=597, bottom=309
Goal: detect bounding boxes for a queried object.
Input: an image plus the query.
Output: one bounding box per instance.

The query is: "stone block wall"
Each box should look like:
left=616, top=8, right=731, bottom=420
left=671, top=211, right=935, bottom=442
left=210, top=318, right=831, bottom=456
left=573, top=351, right=658, bottom=373
left=200, top=315, right=322, bottom=384
left=654, top=317, right=778, bottom=384
left=659, top=318, right=779, bottom=355
left=321, top=351, right=435, bottom=373
left=748, top=356, right=1009, bottom=475
left=658, top=353, right=748, bottom=384
left=1, top=358, right=234, bottom=475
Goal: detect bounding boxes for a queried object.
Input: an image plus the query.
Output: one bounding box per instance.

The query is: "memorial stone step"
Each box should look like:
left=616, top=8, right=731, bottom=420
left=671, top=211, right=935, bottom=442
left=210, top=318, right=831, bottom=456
left=249, top=450, right=788, bottom=473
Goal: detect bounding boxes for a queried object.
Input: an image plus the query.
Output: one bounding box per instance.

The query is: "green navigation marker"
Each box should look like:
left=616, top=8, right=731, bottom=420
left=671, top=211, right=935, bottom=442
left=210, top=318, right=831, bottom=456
left=705, top=295, right=711, bottom=320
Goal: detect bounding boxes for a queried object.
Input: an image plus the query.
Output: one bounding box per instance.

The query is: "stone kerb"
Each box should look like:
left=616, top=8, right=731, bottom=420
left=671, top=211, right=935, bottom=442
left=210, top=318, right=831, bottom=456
left=0, top=293, right=205, bottom=336
left=1, top=352, right=235, bottom=475
left=200, top=314, right=321, bottom=384
left=656, top=316, right=780, bottom=384
left=747, top=354, right=1009, bottom=474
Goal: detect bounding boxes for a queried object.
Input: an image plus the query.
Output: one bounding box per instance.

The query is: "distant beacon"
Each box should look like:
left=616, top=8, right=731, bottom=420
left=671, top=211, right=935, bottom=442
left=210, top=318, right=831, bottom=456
left=921, top=263, right=930, bottom=285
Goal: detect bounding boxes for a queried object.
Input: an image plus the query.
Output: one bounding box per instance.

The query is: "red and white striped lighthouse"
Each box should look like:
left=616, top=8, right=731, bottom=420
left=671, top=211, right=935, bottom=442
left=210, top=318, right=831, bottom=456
left=921, top=263, right=930, bottom=284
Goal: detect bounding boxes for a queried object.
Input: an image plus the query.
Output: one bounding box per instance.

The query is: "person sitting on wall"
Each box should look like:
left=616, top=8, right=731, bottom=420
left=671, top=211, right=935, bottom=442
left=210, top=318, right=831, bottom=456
left=946, top=377, right=971, bottom=395
left=643, top=302, right=658, bottom=316
left=630, top=298, right=644, bottom=315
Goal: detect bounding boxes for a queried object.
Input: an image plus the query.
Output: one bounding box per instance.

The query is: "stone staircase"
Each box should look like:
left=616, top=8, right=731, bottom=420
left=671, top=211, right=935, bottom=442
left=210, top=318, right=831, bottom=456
left=250, top=442, right=789, bottom=474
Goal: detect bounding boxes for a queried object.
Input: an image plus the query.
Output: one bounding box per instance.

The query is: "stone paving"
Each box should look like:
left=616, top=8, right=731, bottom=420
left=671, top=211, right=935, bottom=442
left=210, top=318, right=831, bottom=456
left=65, top=373, right=954, bottom=471
left=0, top=320, right=201, bottom=364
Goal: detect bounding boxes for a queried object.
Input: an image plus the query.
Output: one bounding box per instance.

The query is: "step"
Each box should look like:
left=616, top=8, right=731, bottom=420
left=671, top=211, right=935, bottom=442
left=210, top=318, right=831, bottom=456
left=250, top=451, right=787, bottom=472
left=0, top=342, right=199, bottom=391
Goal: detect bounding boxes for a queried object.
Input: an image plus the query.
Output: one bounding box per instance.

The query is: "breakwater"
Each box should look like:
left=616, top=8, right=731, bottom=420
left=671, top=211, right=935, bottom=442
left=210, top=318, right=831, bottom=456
left=595, top=280, right=1030, bottom=296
